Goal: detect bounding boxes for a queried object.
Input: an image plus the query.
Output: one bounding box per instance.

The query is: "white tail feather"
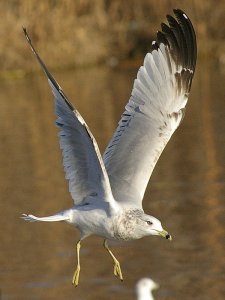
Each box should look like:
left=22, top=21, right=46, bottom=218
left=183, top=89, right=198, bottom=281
left=21, top=213, right=69, bottom=222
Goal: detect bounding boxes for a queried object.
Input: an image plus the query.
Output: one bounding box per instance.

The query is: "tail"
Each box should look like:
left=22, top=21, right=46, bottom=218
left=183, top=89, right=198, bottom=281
left=21, top=213, right=69, bottom=222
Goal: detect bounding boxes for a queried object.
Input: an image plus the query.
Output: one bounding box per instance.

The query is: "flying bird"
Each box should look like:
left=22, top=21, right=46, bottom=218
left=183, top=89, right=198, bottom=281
left=22, top=9, right=197, bottom=286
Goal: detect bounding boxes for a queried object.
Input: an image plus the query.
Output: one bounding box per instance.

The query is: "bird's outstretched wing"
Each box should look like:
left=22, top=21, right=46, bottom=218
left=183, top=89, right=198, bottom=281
left=103, top=9, right=197, bottom=207
left=23, top=28, right=113, bottom=206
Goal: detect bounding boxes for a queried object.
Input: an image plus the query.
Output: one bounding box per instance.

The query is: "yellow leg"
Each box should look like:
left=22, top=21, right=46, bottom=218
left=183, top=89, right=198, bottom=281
left=72, top=240, right=81, bottom=286
left=103, top=239, right=123, bottom=281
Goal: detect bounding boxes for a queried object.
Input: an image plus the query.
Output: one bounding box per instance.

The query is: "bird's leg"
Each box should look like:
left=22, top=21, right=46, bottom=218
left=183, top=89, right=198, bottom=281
left=72, top=240, right=81, bottom=286
left=103, top=239, right=123, bottom=281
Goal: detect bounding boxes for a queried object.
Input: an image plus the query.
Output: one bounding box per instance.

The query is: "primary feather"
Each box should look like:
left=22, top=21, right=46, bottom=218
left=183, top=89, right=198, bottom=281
left=103, top=9, right=197, bottom=207
left=22, top=28, right=114, bottom=206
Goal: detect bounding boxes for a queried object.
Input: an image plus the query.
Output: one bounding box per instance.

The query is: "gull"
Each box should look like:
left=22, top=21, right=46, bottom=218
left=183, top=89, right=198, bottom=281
left=22, top=9, right=197, bottom=286
left=136, top=278, right=159, bottom=300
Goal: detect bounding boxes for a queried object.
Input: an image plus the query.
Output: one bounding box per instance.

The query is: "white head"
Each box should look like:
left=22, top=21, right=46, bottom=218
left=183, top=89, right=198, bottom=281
left=136, top=278, right=159, bottom=300
left=114, top=209, right=172, bottom=241
left=134, top=212, right=172, bottom=240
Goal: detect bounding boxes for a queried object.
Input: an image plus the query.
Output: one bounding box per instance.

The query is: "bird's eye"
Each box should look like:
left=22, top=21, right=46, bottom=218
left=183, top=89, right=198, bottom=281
left=147, top=221, right=153, bottom=225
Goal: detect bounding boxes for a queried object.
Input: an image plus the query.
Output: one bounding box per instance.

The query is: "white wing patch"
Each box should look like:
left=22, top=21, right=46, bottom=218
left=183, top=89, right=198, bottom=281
left=50, top=80, right=113, bottom=205
left=103, top=9, right=196, bottom=207
left=23, top=27, right=114, bottom=207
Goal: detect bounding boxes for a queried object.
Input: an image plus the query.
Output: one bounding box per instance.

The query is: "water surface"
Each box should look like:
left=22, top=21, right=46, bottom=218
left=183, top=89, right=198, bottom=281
left=0, top=59, right=224, bottom=300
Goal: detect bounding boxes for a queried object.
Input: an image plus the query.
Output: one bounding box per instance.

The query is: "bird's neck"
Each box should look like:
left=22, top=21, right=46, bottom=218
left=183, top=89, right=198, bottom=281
left=112, top=208, right=144, bottom=241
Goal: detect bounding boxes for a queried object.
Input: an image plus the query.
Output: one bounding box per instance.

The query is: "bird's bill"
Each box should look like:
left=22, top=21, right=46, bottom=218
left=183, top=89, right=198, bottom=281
left=152, top=282, right=160, bottom=290
left=158, top=229, right=172, bottom=240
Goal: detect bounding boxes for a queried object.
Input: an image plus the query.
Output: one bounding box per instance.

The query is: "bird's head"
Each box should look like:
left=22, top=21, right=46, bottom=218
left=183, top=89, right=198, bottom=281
left=115, top=209, right=172, bottom=241
left=136, top=213, right=172, bottom=240
left=136, top=278, right=159, bottom=299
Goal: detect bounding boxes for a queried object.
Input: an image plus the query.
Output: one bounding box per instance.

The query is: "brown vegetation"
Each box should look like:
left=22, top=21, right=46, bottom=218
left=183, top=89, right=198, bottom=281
left=0, top=0, right=225, bottom=74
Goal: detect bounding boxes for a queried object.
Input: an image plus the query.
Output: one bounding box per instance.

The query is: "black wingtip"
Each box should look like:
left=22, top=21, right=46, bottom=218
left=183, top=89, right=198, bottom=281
left=22, top=27, right=30, bottom=44
left=22, top=26, right=75, bottom=111
left=151, top=40, right=159, bottom=51
left=157, top=9, right=197, bottom=73
left=22, top=26, right=39, bottom=58
left=173, top=8, right=187, bottom=16
left=173, top=9, right=189, bottom=24
left=173, top=8, right=184, bottom=14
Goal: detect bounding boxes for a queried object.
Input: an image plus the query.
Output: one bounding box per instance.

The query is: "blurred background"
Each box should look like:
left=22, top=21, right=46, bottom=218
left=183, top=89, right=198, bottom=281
left=0, top=0, right=225, bottom=74
left=0, top=1, right=225, bottom=299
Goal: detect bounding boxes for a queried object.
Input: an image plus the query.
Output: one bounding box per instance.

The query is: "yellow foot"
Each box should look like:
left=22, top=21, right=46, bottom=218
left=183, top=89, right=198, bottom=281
left=72, top=265, right=80, bottom=287
left=113, top=259, right=123, bottom=281
left=103, top=239, right=124, bottom=282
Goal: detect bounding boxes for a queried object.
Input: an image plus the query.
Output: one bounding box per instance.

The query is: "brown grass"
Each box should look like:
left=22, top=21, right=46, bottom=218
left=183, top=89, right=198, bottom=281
left=0, top=0, right=224, bottom=74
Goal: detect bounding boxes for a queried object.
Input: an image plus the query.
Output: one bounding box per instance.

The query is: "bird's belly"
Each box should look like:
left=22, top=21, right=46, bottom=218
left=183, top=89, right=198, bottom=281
left=69, top=208, right=115, bottom=239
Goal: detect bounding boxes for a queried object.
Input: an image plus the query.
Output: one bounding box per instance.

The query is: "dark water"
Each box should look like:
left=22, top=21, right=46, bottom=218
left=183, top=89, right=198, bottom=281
left=0, top=59, right=224, bottom=300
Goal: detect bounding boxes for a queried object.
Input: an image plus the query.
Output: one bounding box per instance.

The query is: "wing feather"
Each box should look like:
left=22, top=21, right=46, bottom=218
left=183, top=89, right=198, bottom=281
left=23, top=28, right=113, bottom=206
left=103, top=9, right=197, bottom=207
